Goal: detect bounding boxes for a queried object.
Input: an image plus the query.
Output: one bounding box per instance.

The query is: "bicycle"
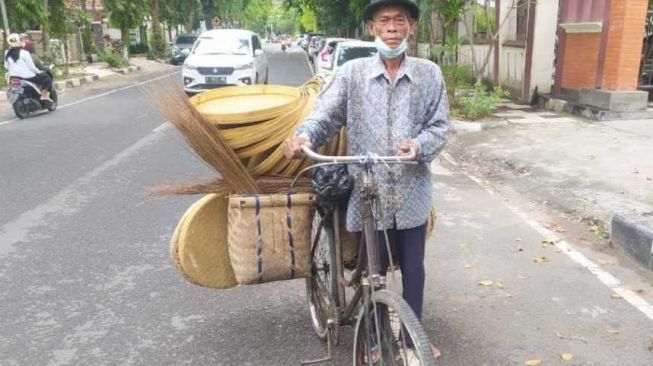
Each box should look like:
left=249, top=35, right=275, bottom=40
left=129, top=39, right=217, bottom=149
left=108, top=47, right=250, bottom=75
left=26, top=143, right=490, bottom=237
left=294, top=146, right=437, bottom=366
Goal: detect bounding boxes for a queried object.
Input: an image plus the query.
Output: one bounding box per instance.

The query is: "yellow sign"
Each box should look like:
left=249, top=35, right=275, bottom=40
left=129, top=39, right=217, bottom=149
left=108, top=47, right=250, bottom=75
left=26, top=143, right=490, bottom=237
left=212, top=16, right=222, bottom=27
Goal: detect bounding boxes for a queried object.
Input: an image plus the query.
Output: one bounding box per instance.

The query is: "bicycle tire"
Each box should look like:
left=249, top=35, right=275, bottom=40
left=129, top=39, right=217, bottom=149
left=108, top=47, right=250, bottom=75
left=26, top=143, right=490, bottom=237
left=305, top=209, right=339, bottom=343
left=352, top=289, right=436, bottom=366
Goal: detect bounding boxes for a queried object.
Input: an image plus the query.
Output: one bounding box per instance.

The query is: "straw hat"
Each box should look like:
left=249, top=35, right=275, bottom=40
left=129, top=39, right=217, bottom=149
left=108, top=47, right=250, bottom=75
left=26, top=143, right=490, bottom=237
left=174, top=193, right=237, bottom=289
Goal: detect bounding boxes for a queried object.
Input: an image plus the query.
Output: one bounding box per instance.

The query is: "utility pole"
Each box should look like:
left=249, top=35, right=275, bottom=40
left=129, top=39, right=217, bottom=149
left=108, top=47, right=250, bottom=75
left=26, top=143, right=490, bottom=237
left=0, top=0, right=9, bottom=40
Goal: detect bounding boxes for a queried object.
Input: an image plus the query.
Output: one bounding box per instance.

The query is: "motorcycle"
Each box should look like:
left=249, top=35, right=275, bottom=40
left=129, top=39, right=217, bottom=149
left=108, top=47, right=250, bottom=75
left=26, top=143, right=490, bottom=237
left=6, top=65, right=58, bottom=119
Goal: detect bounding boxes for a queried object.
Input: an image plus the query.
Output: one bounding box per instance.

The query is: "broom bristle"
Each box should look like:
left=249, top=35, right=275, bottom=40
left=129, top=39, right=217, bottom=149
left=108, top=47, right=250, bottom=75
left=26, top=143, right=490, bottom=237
left=155, top=89, right=261, bottom=194
left=149, top=176, right=314, bottom=196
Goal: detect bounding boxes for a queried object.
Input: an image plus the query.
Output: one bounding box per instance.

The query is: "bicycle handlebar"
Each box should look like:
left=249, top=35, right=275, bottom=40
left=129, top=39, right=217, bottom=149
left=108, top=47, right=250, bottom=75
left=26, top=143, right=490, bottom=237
left=300, top=145, right=416, bottom=164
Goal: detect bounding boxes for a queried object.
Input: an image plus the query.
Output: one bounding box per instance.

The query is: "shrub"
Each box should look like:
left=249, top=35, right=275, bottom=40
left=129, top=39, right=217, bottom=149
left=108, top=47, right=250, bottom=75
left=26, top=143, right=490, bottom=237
left=441, top=63, right=474, bottom=101
left=0, top=65, right=6, bottom=87
left=128, top=42, right=149, bottom=55
left=147, top=32, right=167, bottom=60
left=458, top=83, right=510, bottom=120
left=100, top=46, right=126, bottom=68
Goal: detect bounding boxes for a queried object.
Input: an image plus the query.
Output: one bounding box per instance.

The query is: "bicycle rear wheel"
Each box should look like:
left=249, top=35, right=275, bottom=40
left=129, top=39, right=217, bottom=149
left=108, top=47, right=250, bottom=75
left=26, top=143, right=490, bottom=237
left=305, top=208, right=339, bottom=343
left=353, top=289, right=436, bottom=366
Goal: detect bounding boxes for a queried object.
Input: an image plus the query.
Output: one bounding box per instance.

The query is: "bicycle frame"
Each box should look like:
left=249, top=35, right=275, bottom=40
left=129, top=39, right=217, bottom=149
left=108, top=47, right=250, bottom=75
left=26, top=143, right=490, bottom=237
left=301, top=146, right=416, bottom=365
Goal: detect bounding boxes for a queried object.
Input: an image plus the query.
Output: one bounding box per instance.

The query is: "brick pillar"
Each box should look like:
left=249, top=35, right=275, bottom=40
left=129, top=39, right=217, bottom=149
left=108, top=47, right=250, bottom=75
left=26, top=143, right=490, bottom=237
left=560, top=33, right=602, bottom=90
left=601, top=0, right=649, bottom=91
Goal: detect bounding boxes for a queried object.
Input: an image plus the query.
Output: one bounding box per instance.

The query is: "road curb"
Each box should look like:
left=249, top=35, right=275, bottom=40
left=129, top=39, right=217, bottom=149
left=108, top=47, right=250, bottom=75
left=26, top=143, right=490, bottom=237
left=451, top=120, right=509, bottom=134
left=611, top=214, right=653, bottom=270
left=112, top=65, right=141, bottom=74
left=54, top=65, right=141, bottom=91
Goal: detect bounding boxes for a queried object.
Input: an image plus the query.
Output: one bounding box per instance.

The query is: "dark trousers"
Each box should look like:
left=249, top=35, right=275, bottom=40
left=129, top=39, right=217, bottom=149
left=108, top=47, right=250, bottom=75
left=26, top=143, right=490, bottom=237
left=376, top=223, right=427, bottom=320
left=26, top=72, right=52, bottom=91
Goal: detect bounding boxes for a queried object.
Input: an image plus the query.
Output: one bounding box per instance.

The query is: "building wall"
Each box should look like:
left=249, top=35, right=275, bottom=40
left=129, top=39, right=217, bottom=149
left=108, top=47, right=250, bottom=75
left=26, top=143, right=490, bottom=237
left=529, top=0, right=559, bottom=94
left=501, top=46, right=525, bottom=89
left=458, top=44, right=494, bottom=80
left=560, top=33, right=602, bottom=89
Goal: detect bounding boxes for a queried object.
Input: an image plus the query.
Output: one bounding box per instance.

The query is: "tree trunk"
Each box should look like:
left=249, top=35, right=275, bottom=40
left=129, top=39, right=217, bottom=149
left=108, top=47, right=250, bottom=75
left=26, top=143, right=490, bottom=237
left=150, top=0, right=162, bottom=38
left=42, top=0, right=49, bottom=52
left=80, top=0, right=86, bottom=12
left=121, top=25, right=130, bottom=61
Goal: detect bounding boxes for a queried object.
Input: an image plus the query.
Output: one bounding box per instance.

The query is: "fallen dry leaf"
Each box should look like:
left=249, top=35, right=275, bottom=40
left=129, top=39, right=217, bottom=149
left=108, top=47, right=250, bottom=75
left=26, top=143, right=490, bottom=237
left=598, top=259, right=616, bottom=266
left=544, top=221, right=566, bottom=233
left=515, top=238, right=522, bottom=242
left=465, top=264, right=472, bottom=269
left=634, top=288, right=646, bottom=294
left=496, top=282, right=505, bottom=289
left=525, top=359, right=542, bottom=366
left=611, top=294, right=623, bottom=300
left=479, top=280, right=493, bottom=286
left=518, top=275, right=527, bottom=279
left=506, top=293, right=513, bottom=298
left=607, top=329, right=620, bottom=335
left=534, top=256, right=550, bottom=263
left=561, top=353, right=573, bottom=361
left=554, top=331, right=563, bottom=338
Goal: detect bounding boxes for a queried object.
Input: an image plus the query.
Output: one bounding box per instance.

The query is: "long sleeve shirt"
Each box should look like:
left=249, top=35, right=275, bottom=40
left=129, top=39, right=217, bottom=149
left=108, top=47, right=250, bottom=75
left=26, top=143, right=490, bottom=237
left=4, top=50, right=40, bottom=79
left=296, top=53, right=449, bottom=231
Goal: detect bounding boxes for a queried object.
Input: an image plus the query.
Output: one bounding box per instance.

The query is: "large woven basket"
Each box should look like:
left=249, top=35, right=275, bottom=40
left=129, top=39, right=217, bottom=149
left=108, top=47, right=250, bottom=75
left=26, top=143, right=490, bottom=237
left=227, top=193, right=316, bottom=285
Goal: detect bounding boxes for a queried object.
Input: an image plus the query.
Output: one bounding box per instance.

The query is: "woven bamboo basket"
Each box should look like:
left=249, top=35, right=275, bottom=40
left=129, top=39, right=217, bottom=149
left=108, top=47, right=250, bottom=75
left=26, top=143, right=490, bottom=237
left=227, top=193, right=316, bottom=285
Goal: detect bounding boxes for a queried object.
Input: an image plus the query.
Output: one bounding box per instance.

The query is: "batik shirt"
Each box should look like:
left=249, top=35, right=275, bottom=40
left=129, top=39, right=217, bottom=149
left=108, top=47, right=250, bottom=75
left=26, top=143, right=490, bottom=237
left=296, top=53, right=449, bottom=231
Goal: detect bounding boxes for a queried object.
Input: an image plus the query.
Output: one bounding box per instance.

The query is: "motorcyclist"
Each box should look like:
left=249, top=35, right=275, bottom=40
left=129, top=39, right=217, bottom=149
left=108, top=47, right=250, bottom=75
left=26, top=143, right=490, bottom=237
left=22, top=40, right=46, bottom=71
left=3, top=33, right=53, bottom=101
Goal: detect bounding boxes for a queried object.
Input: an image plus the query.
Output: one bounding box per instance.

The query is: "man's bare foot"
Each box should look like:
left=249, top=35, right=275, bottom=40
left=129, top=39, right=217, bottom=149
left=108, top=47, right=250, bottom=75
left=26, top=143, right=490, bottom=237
left=431, top=344, right=442, bottom=359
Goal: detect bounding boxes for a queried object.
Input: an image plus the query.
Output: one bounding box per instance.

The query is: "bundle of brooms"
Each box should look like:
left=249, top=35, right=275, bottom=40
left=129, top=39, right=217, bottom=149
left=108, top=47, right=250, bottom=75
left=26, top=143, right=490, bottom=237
left=155, top=76, right=345, bottom=289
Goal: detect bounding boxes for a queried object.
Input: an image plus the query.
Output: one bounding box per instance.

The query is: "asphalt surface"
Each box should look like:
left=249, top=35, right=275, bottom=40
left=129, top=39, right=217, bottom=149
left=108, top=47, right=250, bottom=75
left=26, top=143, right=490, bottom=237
left=1, top=44, right=652, bottom=366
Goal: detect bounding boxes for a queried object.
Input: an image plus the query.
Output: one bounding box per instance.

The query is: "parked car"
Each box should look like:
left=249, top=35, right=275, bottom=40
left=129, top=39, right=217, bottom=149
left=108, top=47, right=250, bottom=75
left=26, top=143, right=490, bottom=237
left=170, top=34, right=198, bottom=65
left=314, top=38, right=352, bottom=74
left=323, top=40, right=378, bottom=76
left=182, top=29, right=269, bottom=95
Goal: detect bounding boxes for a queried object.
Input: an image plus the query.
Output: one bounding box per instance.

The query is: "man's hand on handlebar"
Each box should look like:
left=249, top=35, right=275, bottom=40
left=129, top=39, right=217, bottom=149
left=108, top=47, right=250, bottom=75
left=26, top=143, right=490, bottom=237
left=397, top=139, right=420, bottom=161
left=283, top=135, right=313, bottom=160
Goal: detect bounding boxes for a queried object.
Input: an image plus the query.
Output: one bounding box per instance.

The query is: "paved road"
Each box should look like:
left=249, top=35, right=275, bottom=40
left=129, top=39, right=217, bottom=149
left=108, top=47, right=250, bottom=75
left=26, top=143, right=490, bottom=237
left=1, top=44, right=652, bottom=365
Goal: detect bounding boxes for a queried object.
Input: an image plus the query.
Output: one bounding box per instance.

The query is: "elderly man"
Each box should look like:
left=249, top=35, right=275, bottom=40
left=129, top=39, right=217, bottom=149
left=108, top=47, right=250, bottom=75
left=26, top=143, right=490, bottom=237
left=284, top=0, right=448, bottom=358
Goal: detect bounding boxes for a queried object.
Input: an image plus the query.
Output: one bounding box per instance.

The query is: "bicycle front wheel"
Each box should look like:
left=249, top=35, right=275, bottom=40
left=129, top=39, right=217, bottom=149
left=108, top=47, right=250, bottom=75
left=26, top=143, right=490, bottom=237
left=353, top=289, right=436, bottom=366
left=305, top=209, right=339, bottom=343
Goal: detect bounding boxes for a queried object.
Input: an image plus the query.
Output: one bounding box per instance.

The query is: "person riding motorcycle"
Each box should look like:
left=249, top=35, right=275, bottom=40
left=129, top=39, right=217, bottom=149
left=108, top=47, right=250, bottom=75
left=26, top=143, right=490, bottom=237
left=3, top=33, right=53, bottom=101
left=22, top=40, right=46, bottom=71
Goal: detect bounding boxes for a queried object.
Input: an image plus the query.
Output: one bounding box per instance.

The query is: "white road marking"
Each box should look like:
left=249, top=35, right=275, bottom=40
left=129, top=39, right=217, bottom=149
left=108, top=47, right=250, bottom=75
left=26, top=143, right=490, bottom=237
left=0, top=71, right=178, bottom=127
left=0, top=122, right=169, bottom=258
left=441, top=152, right=653, bottom=321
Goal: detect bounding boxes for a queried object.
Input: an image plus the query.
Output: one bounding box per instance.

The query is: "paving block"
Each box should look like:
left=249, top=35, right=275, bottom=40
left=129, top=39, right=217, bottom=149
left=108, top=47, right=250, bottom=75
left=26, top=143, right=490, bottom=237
left=611, top=214, right=653, bottom=270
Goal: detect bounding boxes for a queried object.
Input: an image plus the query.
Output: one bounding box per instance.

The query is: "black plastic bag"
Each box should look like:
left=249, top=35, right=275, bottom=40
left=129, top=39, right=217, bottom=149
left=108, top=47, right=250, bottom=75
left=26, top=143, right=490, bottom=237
left=311, top=165, right=354, bottom=204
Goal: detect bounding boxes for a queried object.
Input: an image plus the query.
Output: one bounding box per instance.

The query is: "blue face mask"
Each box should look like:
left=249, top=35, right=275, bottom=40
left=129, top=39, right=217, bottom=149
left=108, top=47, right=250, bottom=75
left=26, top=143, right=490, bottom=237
left=374, top=37, right=408, bottom=59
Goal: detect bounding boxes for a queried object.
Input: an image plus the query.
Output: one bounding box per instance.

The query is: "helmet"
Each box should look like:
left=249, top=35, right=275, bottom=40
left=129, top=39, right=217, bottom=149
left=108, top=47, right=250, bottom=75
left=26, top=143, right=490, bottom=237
left=7, top=33, right=21, bottom=48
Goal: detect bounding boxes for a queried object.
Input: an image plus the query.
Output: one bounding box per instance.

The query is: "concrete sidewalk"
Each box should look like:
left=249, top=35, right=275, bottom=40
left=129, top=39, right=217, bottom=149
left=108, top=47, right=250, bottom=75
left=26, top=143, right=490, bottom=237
left=447, top=112, right=653, bottom=270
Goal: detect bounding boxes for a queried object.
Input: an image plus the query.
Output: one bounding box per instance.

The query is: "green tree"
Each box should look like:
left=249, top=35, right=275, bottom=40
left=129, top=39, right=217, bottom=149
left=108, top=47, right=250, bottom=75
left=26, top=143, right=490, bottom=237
left=6, top=0, right=46, bottom=31
left=104, top=0, right=149, bottom=59
left=299, top=4, right=317, bottom=32
left=148, top=0, right=166, bottom=58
